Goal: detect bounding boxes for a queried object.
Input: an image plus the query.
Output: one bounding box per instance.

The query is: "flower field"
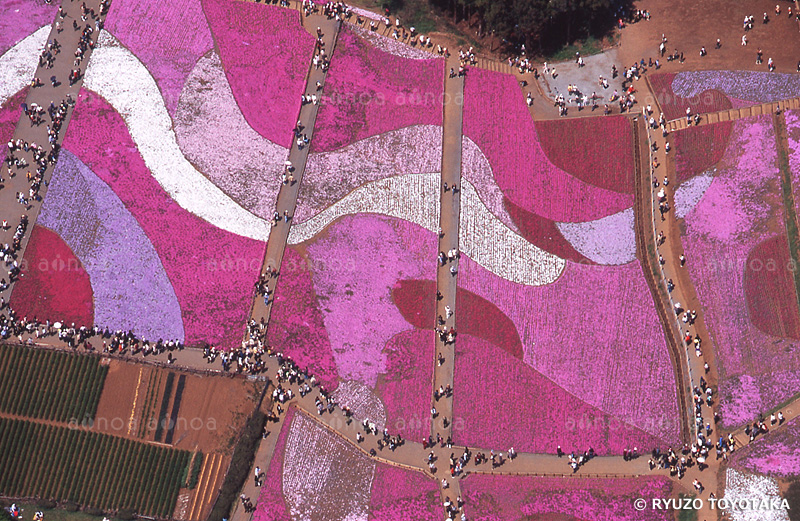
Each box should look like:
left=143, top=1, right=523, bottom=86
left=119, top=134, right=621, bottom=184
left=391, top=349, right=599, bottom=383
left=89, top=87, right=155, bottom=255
left=731, top=416, right=800, bottom=477
left=104, top=0, right=212, bottom=113
left=299, top=125, right=442, bottom=223
left=312, top=25, right=444, bottom=153
left=173, top=50, right=286, bottom=220
left=680, top=114, right=800, bottom=425
left=368, top=464, right=441, bottom=521
left=300, top=214, right=437, bottom=386
left=673, top=70, right=800, bottom=104
left=452, top=334, right=667, bottom=454
left=534, top=115, right=635, bottom=194
left=62, top=90, right=265, bottom=348
left=0, top=0, right=54, bottom=55
left=0, top=345, right=107, bottom=422
left=283, top=412, right=374, bottom=520
left=743, top=235, right=800, bottom=339
left=201, top=0, right=314, bottom=147
left=266, top=247, right=339, bottom=391
left=393, top=279, right=524, bottom=358
left=463, top=68, right=632, bottom=223
left=502, top=198, right=594, bottom=264
left=9, top=225, right=94, bottom=327
left=556, top=208, right=636, bottom=265
left=35, top=150, right=185, bottom=341
left=0, top=418, right=190, bottom=517
left=649, top=73, right=734, bottom=184
left=374, top=329, right=435, bottom=442
left=460, top=474, right=673, bottom=521
left=456, top=253, right=680, bottom=444
left=674, top=171, right=714, bottom=218
left=648, top=72, right=733, bottom=120
left=724, top=469, right=790, bottom=521
left=253, top=408, right=294, bottom=521
left=674, top=122, right=734, bottom=184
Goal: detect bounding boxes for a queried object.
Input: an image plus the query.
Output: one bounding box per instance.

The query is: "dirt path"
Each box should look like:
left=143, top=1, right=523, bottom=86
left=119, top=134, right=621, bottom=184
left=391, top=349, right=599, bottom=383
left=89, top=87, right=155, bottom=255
left=244, top=12, right=341, bottom=344
left=431, top=52, right=464, bottom=447
left=640, top=77, right=723, bottom=521
left=0, top=0, right=110, bottom=305
left=667, top=97, right=800, bottom=132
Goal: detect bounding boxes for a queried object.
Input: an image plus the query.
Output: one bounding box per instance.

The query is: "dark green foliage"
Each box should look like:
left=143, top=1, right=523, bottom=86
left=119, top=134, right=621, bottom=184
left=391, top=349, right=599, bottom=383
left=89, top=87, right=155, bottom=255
left=208, top=411, right=267, bottom=521
left=0, top=346, right=107, bottom=422
left=430, top=0, right=632, bottom=55
left=0, top=419, right=189, bottom=518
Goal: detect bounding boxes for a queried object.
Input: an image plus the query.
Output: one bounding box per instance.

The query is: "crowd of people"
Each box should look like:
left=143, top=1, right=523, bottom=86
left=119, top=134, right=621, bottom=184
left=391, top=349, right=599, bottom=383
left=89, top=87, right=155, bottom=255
left=1, top=0, right=110, bottom=306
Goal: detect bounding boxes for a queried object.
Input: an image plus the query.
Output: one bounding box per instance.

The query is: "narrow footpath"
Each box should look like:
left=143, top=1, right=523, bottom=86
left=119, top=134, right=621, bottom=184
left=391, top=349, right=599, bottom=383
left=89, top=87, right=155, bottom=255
left=244, top=13, right=341, bottom=343
left=0, top=0, right=110, bottom=306
left=432, top=50, right=466, bottom=520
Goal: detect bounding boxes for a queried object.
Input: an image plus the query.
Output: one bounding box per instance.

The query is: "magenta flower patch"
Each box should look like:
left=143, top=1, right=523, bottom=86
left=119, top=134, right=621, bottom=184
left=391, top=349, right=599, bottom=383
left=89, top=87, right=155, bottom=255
left=457, top=255, right=680, bottom=444
left=368, top=463, right=441, bottom=521
left=253, top=408, right=295, bottom=521
left=535, top=115, right=635, bottom=194
left=374, top=329, right=435, bottom=442
left=312, top=25, right=444, bottom=153
left=63, top=90, right=265, bottom=349
left=681, top=115, right=800, bottom=426
left=0, top=0, right=56, bottom=55
left=201, top=0, right=315, bottom=147
left=10, top=225, right=94, bottom=327
left=461, top=475, right=673, bottom=521
left=731, top=415, right=800, bottom=477
left=452, top=334, right=668, bottom=455
left=304, top=214, right=437, bottom=387
left=463, top=68, right=632, bottom=222
left=267, top=247, right=339, bottom=391
left=104, top=0, right=213, bottom=114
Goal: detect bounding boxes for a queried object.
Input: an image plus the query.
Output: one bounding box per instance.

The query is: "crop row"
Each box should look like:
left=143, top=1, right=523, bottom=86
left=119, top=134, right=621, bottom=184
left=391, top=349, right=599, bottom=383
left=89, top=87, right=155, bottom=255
left=0, top=345, right=107, bottom=422
left=0, top=419, right=190, bottom=518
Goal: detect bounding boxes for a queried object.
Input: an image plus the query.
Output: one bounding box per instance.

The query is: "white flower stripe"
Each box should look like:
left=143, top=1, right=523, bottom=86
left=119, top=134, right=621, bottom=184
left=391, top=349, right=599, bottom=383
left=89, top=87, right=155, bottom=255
left=283, top=413, right=374, bottom=521
left=288, top=172, right=566, bottom=286
left=0, top=26, right=49, bottom=106
left=83, top=31, right=272, bottom=241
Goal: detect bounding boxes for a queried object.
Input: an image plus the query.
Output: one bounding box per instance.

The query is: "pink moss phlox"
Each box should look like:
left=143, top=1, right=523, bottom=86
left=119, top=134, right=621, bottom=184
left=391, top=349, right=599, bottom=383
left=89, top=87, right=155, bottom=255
left=731, top=415, right=800, bottom=477
left=375, top=329, right=435, bottom=442
left=63, top=90, right=264, bottom=349
left=267, top=247, right=339, bottom=390
left=312, top=25, right=444, bottom=153
left=104, top=0, right=213, bottom=114
left=457, top=255, right=679, bottom=444
left=202, top=0, right=314, bottom=146
left=462, top=68, right=632, bottom=222
left=368, top=463, right=441, bottom=521
left=304, top=215, right=436, bottom=386
left=682, top=115, right=800, bottom=425
left=253, top=408, right=295, bottom=521
left=453, top=334, right=668, bottom=455
left=0, top=0, right=56, bottom=55
left=461, top=475, right=673, bottom=521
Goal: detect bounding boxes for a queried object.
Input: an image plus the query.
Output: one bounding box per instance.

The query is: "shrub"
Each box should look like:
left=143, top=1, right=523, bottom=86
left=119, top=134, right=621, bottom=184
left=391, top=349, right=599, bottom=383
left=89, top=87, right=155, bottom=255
left=208, top=410, right=266, bottom=521
left=116, top=508, right=136, bottom=520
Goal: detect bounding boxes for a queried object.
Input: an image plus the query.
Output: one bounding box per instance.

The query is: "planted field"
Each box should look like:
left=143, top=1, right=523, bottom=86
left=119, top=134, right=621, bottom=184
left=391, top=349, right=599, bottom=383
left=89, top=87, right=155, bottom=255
left=534, top=115, right=635, bottom=194
left=0, top=418, right=190, bottom=517
left=461, top=475, right=674, bottom=521
left=9, top=225, right=94, bottom=326
left=679, top=115, right=800, bottom=425
left=0, top=345, right=107, bottom=422
left=462, top=68, right=632, bottom=223
left=312, top=24, right=444, bottom=152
